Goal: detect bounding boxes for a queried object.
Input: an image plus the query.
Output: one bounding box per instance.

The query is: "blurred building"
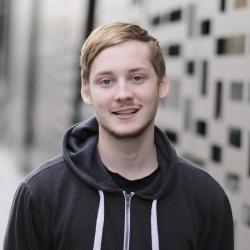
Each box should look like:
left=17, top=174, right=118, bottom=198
left=0, top=0, right=94, bottom=169
left=0, top=0, right=249, bottom=249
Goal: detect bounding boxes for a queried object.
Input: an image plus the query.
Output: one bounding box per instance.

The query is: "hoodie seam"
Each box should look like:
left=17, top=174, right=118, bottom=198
left=24, top=157, right=65, bottom=184
left=20, top=183, right=48, bottom=244
left=178, top=157, right=225, bottom=187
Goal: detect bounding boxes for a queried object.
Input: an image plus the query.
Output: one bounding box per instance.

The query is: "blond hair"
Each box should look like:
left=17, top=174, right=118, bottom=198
left=80, top=22, right=166, bottom=83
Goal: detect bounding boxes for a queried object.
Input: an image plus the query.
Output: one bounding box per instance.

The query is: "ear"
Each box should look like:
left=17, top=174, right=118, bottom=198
left=81, top=82, right=92, bottom=105
left=158, top=74, right=170, bottom=98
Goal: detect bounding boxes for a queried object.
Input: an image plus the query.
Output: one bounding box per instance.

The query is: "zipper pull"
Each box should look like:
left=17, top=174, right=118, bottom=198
left=123, top=191, right=134, bottom=200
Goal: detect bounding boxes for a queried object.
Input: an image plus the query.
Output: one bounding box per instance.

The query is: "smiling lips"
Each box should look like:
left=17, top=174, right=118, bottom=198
left=111, top=106, right=141, bottom=116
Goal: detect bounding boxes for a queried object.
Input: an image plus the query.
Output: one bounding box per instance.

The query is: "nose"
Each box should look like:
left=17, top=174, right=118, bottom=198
left=114, top=80, right=134, bottom=102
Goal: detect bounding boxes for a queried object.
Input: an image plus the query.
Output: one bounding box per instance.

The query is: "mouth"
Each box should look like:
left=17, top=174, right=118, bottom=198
left=111, top=107, right=140, bottom=116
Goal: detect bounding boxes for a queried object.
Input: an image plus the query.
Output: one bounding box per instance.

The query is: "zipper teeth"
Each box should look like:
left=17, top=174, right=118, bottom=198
left=123, top=192, right=134, bottom=250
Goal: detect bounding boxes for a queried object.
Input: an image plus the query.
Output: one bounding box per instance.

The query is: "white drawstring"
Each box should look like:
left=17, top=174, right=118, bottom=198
left=151, top=200, right=159, bottom=250
left=92, top=192, right=159, bottom=250
left=93, top=190, right=104, bottom=250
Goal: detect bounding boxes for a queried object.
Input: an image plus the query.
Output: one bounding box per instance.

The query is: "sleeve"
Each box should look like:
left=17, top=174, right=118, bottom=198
left=3, top=183, right=44, bottom=250
left=203, top=193, right=234, bottom=250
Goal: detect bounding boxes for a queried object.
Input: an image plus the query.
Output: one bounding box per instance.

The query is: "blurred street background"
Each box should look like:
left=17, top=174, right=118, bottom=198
left=0, top=0, right=250, bottom=249
left=0, top=147, right=23, bottom=247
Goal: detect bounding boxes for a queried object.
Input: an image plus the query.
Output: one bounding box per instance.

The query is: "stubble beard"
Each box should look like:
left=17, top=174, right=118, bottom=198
left=99, top=105, right=158, bottom=140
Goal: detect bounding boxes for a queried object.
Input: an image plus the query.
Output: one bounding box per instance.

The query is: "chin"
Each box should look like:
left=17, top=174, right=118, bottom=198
left=101, top=121, right=154, bottom=140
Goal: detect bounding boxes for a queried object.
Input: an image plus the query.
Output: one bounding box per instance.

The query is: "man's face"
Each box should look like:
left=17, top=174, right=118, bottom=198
left=82, top=40, right=168, bottom=139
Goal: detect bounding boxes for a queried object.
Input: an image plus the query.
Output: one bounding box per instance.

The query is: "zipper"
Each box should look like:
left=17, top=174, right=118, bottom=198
left=123, top=191, right=134, bottom=250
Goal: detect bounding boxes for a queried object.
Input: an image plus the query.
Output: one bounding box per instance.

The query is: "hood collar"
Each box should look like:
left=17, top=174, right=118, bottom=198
left=63, top=117, right=178, bottom=199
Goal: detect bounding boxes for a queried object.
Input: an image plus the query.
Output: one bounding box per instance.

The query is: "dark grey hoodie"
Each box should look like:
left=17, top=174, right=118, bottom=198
left=4, top=117, right=234, bottom=250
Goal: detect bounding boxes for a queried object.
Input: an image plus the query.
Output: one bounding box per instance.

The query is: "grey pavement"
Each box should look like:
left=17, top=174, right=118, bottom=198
left=0, top=146, right=24, bottom=249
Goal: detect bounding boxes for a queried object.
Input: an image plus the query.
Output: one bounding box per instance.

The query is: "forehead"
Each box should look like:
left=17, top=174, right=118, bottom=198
left=89, top=40, right=153, bottom=77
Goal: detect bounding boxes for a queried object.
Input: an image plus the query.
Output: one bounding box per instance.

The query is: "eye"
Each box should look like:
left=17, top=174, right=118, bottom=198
left=100, top=78, right=112, bottom=86
left=132, top=75, right=144, bottom=83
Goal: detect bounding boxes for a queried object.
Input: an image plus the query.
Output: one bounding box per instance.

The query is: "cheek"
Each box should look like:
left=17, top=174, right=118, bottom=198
left=90, top=90, right=111, bottom=109
left=140, top=87, right=159, bottom=102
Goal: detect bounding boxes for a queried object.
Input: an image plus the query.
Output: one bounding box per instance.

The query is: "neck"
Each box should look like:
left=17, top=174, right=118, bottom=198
left=97, top=125, right=158, bottom=180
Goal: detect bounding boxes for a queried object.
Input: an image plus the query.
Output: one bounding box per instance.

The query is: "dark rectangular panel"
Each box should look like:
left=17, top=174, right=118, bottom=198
left=214, top=81, right=223, bottom=119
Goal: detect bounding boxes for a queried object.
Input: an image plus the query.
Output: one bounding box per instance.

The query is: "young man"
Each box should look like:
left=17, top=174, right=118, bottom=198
left=4, top=22, right=234, bottom=250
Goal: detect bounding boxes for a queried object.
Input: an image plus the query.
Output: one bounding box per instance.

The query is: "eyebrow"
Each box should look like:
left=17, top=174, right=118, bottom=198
left=128, top=67, right=149, bottom=73
left=95, top=67, right=149, bottom=77
left=95, top=71, right=113, bottom=77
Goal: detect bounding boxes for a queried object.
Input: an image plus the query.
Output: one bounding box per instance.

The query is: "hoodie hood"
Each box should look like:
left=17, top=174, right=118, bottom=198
left=63, top=117, right=178, bottom=200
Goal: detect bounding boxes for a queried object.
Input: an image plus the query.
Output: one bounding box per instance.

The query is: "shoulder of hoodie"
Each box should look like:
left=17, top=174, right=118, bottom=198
left=170, top=156, right=232, bottom=223
left=22, top=154, right=69, bottom=189
left=175, top=155, right=229, bottom=202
